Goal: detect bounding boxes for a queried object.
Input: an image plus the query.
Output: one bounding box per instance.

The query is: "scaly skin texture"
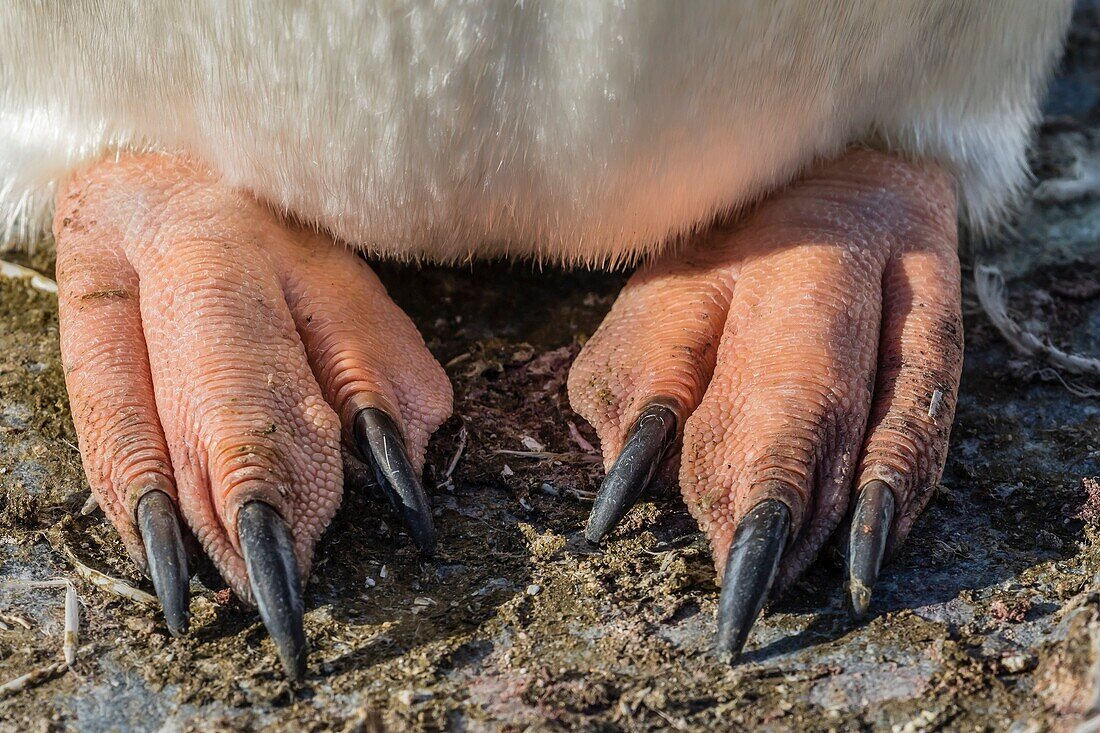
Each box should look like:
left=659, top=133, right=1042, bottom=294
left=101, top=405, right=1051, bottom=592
left=54, top=154, right=452, bottom=602
left=569, top=148, right=962, bottom=591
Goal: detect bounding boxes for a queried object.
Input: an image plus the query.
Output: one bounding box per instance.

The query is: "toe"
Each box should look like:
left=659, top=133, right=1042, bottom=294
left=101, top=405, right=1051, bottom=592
left=276, top=234, right=453, bottom=551
left=55, top=206, right=190, bottom=634
left=276, top=234, right=453, bottom=471
left=848, top=211, right=962, bottom=616
left=857, top=230, right=962, bottom=548
left=567, top=247, right=738, bottom=538
left=568, top=253, right=735, bottom=466
left=679, top=193, right=887, bottom=590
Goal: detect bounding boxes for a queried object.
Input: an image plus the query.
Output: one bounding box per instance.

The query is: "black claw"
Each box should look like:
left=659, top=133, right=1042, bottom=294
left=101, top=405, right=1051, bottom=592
left=584, top=403, right=678, bottom=544
left=137, top=490, right=191, bottom=637
left=715, top=499, right=791, bottom=663
left=846, top=480, right=895, bottom=620
left=237, top=501, right=307, bottom=681
left=353, top=408, right=437, bottom=555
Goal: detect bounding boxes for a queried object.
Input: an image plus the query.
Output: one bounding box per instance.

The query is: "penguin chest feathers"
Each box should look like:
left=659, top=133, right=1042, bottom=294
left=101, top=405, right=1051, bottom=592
left=0, top=1, right=1072, bottom=262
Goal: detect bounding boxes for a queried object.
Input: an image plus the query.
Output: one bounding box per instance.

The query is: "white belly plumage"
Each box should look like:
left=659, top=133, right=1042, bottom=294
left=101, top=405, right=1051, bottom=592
left=0, top=1, right=1071, bottom=264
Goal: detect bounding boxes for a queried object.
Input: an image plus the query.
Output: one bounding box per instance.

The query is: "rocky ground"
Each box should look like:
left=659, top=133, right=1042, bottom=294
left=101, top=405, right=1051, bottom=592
left=2, top=5, right=1100, bottom=732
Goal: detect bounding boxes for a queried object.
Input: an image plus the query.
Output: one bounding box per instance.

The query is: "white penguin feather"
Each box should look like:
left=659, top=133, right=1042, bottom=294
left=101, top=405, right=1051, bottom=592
left=0, top=1, right=1073, bottom=265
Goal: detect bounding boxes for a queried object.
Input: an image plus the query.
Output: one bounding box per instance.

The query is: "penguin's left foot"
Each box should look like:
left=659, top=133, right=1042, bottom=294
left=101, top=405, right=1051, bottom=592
left=568, top=148, right=963, bottom=661
left=53, top=153, right=453, bottom=679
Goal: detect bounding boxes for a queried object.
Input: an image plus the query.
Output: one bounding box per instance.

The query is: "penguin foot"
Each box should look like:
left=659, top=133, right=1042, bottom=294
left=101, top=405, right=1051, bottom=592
left=568, top=148, right=963, bottom=660
left=53, top=153, right=452, bottom=679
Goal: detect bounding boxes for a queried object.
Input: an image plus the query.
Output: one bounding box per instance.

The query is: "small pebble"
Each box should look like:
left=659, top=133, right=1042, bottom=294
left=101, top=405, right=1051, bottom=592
left=397, top=688, right=433, bottom=706
left=526, top=584, right=541, bottom=596
left=1001, top=653, right=1033, bottom=674
left=520, top=436, right=545, bottom=451
left=124, top=616, right=156, bottom=634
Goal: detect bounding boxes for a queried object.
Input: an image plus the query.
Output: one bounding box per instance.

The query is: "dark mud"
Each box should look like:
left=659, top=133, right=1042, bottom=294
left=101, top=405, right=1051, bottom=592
left=3, top=5, right=1100, bottom=732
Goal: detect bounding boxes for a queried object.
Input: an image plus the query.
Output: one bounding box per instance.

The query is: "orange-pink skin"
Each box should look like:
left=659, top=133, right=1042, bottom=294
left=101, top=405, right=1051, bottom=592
left=55, top=154, right=452, bottom=602
left=56, top=147, right=961, bottom=602
left=568, top=148, right=962, bottom=589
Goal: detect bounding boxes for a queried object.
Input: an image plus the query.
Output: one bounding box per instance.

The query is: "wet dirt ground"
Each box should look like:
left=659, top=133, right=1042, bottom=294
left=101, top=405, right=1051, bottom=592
left=3, top=6, right=1100, bottom=733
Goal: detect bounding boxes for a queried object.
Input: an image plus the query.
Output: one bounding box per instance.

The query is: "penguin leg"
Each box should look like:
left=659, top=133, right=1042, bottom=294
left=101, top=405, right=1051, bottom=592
left=54, top=153, right=452, bottom=679
left=568, top=148, right=963, bottom=660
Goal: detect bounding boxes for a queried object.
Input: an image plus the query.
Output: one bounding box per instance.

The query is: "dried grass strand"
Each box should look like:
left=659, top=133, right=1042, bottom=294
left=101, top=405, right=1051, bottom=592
left=975, top=264, right=1100, bottom=379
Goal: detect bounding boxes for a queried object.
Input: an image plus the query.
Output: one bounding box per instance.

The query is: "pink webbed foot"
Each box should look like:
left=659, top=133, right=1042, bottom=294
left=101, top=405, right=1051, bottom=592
left=568, top=149, right=963, bottom=660
left=54, top=154, right=452, bottom=678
